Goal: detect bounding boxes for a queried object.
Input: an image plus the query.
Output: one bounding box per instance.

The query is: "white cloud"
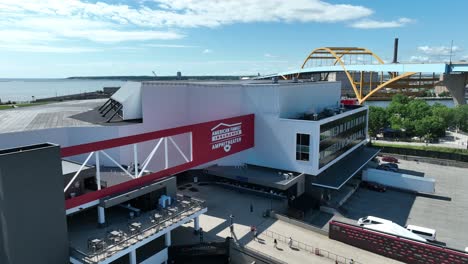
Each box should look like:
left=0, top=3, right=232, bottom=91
left=407, top=45, right=464, bottom=62
left=409, top=56, right=431, bottom=63
left=1, top=0, right=373, bottom=29
left=143, top=44, right=198, bottom=48
left=264, top=53, right=278, bottom=58
left=202, top=49, right=213, bottom=54
left=0, top=0, right=412, bottom=52
left=0, top=16, right=183, bottom=44
left=0, top=44, right=100, bottom=53
left=61, top=29, right=182, bottom=43
left=351, top=17, right=414, bottom=29
left=417, top=45, right=462, bottom=56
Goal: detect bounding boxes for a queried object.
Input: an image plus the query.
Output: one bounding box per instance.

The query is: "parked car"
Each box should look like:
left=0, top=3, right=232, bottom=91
left=361, top=181, right=386, bottom=192
left=382, top=156, right=399, bottom=163
left=377, top=164, right=399, bottom=172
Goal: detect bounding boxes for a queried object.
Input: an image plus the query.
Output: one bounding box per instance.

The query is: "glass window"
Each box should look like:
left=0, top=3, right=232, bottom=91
left=318, top=110, right=367, bottom=168
left=296, top=133, right=310, bottom=161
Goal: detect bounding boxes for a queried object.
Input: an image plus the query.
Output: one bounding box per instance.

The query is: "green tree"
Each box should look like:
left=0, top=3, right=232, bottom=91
left=391, top=94, right=411, bottom=105
left=453, top=104, right=468, bottom=132
left=414, top=116, right=446, bottom=140
left=406, top=99, right=431, bottom=121
left=431, top=103, right=455, bottom=129
left=368, top=106, right=388, bottom=136
left=387, top=94, right=410, bottom=125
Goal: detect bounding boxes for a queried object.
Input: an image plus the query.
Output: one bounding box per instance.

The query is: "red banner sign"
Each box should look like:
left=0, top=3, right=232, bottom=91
left=63, top=114, right=254, bottom=209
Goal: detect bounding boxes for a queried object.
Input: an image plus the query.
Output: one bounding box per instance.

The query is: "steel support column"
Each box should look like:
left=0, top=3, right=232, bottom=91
left=165, top=231, right=171, bottom=247
left=133, top=144, right=138, bottom=177
left=129, top=250, right=137, bottom=264
left=194, top=216, right=200, bottom=231
left=98, top=206, right=106, bottom=227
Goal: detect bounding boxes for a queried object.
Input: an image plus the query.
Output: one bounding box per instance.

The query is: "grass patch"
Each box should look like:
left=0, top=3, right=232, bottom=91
left=371, top=142, right=468, bottom=156
left=0, top=102, right=51, bottom=110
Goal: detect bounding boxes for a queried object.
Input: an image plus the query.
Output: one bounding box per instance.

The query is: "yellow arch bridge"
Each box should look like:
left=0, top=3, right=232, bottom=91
left=260, top=47, right=468, bottom=105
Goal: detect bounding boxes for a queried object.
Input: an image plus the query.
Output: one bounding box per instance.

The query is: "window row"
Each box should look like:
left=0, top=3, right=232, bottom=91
left=320, top=115, right=366, bottom=142
left=319, top=129, right=366, bottom=160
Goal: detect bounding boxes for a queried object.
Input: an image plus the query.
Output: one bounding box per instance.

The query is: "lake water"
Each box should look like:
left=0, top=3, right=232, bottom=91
left=365, top=99, right=456, bottom=108
left=0, top=79, right=125, bottom=102
left=0, top=79, right=459, bottom=108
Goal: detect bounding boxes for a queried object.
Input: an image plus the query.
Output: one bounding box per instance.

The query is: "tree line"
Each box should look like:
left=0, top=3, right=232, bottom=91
left=369, top=94, right=468, bottom=140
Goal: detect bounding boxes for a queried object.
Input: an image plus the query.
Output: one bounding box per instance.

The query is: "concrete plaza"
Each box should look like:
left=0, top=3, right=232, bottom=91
left=171, top=183, right=402, bottom=264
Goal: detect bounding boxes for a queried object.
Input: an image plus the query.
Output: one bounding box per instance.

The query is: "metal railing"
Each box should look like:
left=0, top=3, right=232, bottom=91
left=262, top=229, right=362, bottom=264
left=70, top=197, right=206, bottom=264
left=232, top=243, right=287, bottom=264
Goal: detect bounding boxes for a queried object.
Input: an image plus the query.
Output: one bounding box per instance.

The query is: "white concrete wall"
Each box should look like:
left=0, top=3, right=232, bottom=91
left=111, top=81, right=142, bottom=120
left=278, top=82, right=341, bottom=118
left=246, top=116, right=320, bottom=174
left=0, top=81, right=346, bottom=176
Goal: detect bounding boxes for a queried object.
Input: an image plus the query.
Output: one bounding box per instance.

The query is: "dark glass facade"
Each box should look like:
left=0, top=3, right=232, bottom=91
left=296, top=133, right=310, bottom=161
left=319, top=110, right=367, bottom=168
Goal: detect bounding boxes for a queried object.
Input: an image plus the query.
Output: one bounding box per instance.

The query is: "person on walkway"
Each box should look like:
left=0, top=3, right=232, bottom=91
left=288, top=237, right=293, bottom=248
left=349, top=259, right=355, bottom=264
left=254, top=229, right=258, bottom=241
left=274, top=238, right=278, bottom=248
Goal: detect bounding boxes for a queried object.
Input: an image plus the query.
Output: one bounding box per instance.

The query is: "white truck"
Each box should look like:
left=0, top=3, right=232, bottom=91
left=362, top=168, right=435, bottom=194
left=357, top=216, right=427, bottom=242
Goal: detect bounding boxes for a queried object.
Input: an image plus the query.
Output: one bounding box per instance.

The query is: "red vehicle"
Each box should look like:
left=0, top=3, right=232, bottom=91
left=382, top=156, right=398, bottom=163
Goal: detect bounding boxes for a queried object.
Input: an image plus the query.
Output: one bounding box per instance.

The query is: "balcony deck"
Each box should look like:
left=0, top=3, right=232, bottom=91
left=68, top=195, right=207, bottom=264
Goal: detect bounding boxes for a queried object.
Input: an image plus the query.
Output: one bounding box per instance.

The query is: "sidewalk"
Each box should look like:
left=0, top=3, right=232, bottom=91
left=376, top=135, right=468, bottom=150
left=244, top=231, right=333, bottom=264
left=248, top=218, right=402, bottom=264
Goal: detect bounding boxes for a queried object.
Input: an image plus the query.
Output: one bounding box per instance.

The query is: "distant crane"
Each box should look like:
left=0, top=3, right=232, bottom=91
left=152, top=71, right=157, bottom=77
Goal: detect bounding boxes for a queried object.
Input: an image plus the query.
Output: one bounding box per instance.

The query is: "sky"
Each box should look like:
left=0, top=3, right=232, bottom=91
left=0, top=0, right=467, bottom=78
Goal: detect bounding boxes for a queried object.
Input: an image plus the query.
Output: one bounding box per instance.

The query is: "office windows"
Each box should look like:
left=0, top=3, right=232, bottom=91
left=319, top=110, right=367, bottom=168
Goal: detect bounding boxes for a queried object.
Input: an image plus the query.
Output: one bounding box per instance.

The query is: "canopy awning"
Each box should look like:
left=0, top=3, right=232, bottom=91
left=311, top=147, right=380, bottom=190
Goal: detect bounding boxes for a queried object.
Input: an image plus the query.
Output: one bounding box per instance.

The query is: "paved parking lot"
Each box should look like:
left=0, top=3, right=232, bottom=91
left=342, top=159, right=468, bottom=250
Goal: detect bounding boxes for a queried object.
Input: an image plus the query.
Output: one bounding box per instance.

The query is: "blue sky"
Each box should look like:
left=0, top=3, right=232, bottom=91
left=0, top=0, right=467, bottom=78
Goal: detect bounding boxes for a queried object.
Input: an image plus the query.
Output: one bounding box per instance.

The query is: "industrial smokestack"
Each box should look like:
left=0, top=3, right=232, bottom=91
left=393, top=38, right=399, bottom=63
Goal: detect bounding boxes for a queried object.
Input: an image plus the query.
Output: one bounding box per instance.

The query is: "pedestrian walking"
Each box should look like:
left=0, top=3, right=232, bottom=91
left=288, top=237, right=293, bottom=248
left=254, top=229, right=258, bottom=241
left=273, top=238, right=277, bottom=248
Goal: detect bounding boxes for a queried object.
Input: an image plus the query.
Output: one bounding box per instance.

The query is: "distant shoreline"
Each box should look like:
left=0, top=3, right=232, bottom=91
left=66, top=75, right=247, bottom=81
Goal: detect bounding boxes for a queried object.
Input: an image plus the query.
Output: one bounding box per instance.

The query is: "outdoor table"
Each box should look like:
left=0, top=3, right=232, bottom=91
left=154, top=213, right=162, bottom=218
left=110, top=231, right=120, bottom=237
left=131, top=222, right=142, bottom=229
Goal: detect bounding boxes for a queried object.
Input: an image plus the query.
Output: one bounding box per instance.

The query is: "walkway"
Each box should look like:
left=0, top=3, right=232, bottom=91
left=375, top=131, right=468, bottom=150
left=246, top=219, right=401, bottom=264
